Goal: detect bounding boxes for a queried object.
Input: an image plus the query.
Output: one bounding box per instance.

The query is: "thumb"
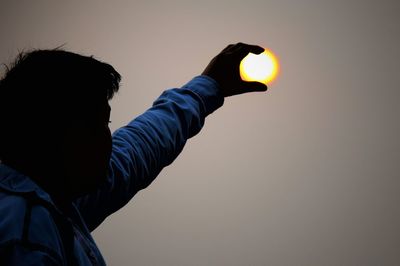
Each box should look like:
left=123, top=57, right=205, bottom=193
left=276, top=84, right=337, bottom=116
left=242, top=81, right=268, bottom=92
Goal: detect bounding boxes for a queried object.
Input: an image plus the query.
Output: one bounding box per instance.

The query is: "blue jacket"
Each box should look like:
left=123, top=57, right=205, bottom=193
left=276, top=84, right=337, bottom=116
left=0, top=76, right=224, bottom=265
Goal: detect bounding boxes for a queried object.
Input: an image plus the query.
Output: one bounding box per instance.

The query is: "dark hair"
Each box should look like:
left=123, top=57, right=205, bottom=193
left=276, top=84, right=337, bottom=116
left=0, top=49, right=121, bottom=162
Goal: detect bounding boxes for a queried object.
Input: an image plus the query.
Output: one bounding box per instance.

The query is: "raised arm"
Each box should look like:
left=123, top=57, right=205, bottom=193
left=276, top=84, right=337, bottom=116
left=75, top=75, right=223, bottom=231
left=75, top=43, right=267, bottom=231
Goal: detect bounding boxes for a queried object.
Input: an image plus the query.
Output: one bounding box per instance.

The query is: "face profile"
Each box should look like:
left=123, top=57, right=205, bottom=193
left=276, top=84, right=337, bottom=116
left=60, top=102, right=113, bottom=197
left=0, top=49, right=121, bottom=201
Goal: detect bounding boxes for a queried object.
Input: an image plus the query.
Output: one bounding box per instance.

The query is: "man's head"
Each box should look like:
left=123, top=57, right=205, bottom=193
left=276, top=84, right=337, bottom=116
left=0, top=49, right=121, bottom=200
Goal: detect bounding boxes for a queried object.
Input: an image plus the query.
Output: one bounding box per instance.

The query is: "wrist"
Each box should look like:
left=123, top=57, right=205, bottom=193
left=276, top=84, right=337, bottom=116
left=182, top=76, right=224, bottom=115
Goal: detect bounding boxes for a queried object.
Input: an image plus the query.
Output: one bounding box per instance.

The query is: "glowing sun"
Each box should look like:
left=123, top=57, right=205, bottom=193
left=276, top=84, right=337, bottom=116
left=240, top=48, right=279, bottom=85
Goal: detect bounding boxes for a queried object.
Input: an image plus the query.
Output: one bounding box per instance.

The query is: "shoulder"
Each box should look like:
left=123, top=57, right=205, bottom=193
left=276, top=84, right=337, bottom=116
left=0, top=191, right=65, bottom=263
left=0, top=192, right=27, bottom=241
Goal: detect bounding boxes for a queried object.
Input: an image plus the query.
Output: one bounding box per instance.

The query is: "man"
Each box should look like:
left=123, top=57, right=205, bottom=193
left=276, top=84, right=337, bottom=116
left=0, top=43, right=267, bottom=265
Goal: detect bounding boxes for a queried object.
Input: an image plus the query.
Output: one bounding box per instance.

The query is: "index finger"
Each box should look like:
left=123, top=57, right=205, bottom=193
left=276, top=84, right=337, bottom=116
left=232, top=43, right=265, bottom=59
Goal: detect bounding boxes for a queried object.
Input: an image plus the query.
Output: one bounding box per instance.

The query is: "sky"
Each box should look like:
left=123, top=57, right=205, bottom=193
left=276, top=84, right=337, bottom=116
left=1, top=0, right=400, bottom=265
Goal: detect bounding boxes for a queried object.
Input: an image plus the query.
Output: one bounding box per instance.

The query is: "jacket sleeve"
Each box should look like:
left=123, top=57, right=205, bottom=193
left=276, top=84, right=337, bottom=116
left=74, top=76, right=224, bottom=231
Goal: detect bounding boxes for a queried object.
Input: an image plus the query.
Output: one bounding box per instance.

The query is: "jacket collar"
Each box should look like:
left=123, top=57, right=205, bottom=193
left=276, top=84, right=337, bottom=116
left=0, top=163, right=93, bottom=237
left=0, top=163, right=55, bottom=205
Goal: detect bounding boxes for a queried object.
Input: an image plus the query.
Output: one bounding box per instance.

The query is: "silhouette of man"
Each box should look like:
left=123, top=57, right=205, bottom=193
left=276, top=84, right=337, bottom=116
left=0, top=43, right=267, bottom=265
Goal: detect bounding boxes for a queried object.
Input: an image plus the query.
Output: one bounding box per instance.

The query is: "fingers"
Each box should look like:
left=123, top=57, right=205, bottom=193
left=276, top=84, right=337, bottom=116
left=222, top=42, right=264, bottom=55
left=228, top=43, right=265, bottom=58
left=236, top=42, right=264, bottom=54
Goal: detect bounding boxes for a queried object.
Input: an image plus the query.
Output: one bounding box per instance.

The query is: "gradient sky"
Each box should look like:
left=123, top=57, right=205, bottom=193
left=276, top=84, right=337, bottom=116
left=1, top=0, right=400, bottom=265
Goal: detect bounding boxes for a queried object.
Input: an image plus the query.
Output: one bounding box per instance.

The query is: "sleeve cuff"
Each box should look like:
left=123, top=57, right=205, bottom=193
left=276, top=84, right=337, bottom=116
left=182, top=75, right=224, bottom=116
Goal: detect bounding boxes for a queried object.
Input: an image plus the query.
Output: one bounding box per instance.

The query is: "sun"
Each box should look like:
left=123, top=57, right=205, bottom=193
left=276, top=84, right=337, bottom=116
left=239, top=48, right=279, bottom=85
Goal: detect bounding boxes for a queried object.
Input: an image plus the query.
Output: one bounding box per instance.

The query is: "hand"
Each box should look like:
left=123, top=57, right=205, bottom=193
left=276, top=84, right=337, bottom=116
left=202, top=42, right=268, bottom=97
